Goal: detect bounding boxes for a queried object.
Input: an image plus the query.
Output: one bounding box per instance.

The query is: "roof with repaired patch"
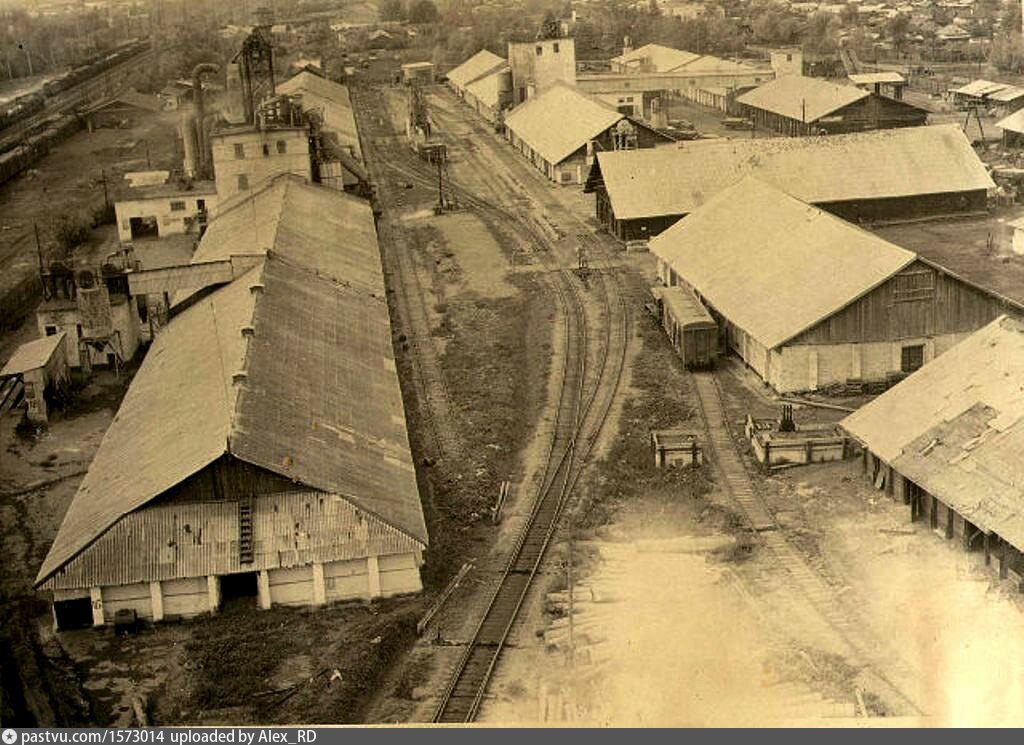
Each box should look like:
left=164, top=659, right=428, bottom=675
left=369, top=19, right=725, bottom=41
left=611, top=43, right=702, bottom=72
left=842, top=315, right=1024, bottom=460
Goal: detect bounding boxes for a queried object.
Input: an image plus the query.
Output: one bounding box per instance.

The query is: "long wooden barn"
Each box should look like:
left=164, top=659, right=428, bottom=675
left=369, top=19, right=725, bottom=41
left=584, top=124, right=994, bottom=242
left=37, top=176, right=427, bottom=629
left=733, top=75, right=927, bottom=136
left=650, top=178, right=1021, bottom=394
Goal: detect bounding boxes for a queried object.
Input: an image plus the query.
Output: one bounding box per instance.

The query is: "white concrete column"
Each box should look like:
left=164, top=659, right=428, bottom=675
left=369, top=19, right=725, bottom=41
left=850, top=344, right=862, bottom=380
left=89, top=587, right=104, bottom=627
left=808, top=349, right=819, bottom=391
left=207, top=576, right=220, bottom=614
left=367, top=555, right=382, bottom=599
left=149, top=581, right=164, bottom=622
left=257, top=570, right=272, bottom=610
left=312, top=563, right=326, bottom=606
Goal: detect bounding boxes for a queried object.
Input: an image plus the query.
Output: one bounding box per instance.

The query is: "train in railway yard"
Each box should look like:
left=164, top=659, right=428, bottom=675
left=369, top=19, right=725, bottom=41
left=0, top=38, right=151, bottom=133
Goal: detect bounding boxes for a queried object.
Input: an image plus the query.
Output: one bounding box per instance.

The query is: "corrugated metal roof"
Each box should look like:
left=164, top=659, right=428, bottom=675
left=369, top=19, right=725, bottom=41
left=892, top=404, right=1024, bottom=552
left=841, top=315, right=1024, bottom=464
left=1, top=333, right=66, bottom=376
left=447, top=49, right=507, bottom=90
left=277, top=70, right=361, bottom=158
left=85, top=89, right=163, bottom=115
left=504, top=83, right=622, bottom=166
left=649, top=177, right=916, bottom=350
left=42, top=490, right=422, bottom=590
left=192, top=176, right=384, bottom=295
left=36, top=181, right=426, bottom=586
left=230, top=256, right=423, bottom=546
left=736, top=75, right=869, bottom=122
left=36, top=269, right=258, bottom=585
left=610, top=43, right=701, bottom=72
left=592, top=124, right=995, bottom=221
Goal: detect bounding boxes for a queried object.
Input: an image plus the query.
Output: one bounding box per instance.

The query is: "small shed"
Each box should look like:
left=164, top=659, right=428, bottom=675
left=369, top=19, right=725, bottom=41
left=402, top=61, right=435, bottom=85
left=1010, top=216, right=1024, bottom=255
left=83, top=91, right=162, bottom=131
left=0, top=333, right=70, bottom=424
left=651, top=284, right=718, bottom=369
left=651, top=429, right=703, bottom=467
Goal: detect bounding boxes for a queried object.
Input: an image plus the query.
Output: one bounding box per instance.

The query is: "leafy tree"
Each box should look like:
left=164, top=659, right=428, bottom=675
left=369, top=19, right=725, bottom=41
left=887, top=13, right=911, bottom=58
left=379, top=0, right=405, bottom=22
left=840, top=3, right=859, bottom=28
left=408, top=0, right=440, bottom=24
left=52, top=213, right=92, bottom=254
left=804, top=11, right=839, bottom=55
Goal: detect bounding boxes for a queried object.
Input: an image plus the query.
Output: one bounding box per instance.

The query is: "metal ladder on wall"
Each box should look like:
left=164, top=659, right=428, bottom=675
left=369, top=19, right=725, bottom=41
left=239, top=496, right=255, bottom=565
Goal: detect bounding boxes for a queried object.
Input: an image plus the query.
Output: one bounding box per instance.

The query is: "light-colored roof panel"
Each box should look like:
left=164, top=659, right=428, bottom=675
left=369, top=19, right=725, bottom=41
left=849, top=72, right=906, bottom=85
left=611, top=43, right=701, bottom=72
left=1, top=333, right=66, bottom=376
left=464, top=64, right=510, bottom=108
left=841, top=315, right=1024, bottom=464
left=594, top=124, right=995, bottom=221
left=736, top=75, right=869, bottom=122
left=998, top=109, right=1024, bottom=134
left=649, top=178, right=917, bottom=349
left=447, top=49, right=507, bottom=89
left=952, top=79, right=1010, bottom=97
left=504, top=83, right=622, bottom=165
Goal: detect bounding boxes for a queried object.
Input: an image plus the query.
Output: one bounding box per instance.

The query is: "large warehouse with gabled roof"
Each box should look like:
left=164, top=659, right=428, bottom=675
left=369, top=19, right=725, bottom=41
left=585, top=124, right=995, bottom=241
left=650, top=178, right=1021, bottom=394
left=503, top=82, right=673, bottom=185
left=37, top=176, right=427, bottom=629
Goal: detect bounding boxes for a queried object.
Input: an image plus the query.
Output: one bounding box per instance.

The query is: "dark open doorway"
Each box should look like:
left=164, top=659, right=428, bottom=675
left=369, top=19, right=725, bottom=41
left=220, top=571, right=259, bottom=608
left=129, top=216, right=159, bottom=239
left=53, top=596, right=94, bottom=630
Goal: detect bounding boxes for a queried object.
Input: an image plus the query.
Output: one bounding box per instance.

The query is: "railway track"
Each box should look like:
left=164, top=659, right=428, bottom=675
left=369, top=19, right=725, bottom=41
left=428, top=86, right=926, bottom=719
left=691, top=372, right=923, bottom=716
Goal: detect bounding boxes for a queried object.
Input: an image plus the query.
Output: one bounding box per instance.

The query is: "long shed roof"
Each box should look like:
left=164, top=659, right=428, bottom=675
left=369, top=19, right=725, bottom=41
left=1, top=333, right=66, bottom=376
left=447, top=49, right=507, bottom=90
left=503, top=83, right=623, bottom=166
left=649, top=177, right=917, bottom=350
left=736, top=75, right=869, bottom=122
left=589, top=124, right=995, bottom=221
left=36, top=179, right=424, bottom=586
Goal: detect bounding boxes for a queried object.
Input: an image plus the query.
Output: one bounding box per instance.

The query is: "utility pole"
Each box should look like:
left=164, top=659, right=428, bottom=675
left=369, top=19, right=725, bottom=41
left=34, top=222, right=48, bottom=298
left=101, top=169, right=110, bottom=210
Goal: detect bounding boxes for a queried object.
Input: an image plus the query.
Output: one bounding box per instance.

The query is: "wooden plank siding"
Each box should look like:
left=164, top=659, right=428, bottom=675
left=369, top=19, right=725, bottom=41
left=788, top=260, right=1018, bottom=346
left=735, top=93, right=927, bottom=137
left=595, top=189, right=988, bottom=242
left=152, top=455, right=298, bottom=506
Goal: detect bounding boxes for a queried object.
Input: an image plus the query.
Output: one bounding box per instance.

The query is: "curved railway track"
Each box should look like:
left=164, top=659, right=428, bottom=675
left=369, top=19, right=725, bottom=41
left=348, top=85, right=631, bottom=722
left=426, top=87, right=925, bottom=718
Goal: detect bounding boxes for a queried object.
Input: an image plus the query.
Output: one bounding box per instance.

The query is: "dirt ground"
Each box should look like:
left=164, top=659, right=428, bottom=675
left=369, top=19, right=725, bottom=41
left=0, top=108, right=180, bottom=329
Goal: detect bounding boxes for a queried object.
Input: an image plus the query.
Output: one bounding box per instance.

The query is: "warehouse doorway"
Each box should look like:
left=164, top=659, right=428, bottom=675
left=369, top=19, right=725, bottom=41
left=220, top=571, right=259, bottom=608
left=53, top=596, right=94, bottom=631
